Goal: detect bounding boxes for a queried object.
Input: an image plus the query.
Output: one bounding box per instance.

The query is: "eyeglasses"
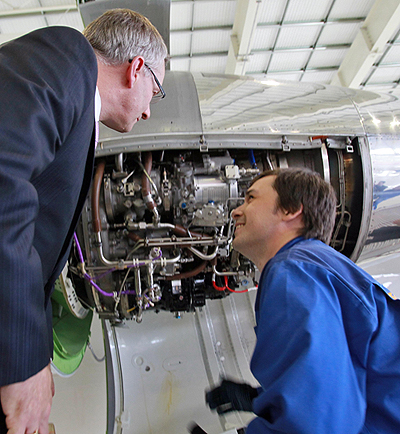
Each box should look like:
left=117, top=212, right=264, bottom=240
left=128, top=60, right=166, bottom=103
left=144, top=63, right=166, bottom=103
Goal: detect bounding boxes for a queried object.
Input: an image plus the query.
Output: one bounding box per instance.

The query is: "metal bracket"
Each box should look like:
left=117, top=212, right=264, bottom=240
left=282, top=136, right=290, bottom=152
left=199, top=135, right=208, bottom=152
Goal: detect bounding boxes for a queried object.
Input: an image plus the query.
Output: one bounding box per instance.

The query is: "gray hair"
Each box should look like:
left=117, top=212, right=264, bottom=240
left=83, top=8, right=168, bottom=70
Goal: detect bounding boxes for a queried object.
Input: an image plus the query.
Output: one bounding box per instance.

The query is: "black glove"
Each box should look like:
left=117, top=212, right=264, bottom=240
left=205, top=379, right=258, bottom=414
left=188, top=421, right=246, bottom=434
left=188, top=422, right=208, bottom=434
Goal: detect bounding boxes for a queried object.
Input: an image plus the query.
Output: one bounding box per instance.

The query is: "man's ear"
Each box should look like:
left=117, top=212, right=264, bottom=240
left=126, top=56, right=145, bottom=88
left=282, top=204, right=303, bottom=222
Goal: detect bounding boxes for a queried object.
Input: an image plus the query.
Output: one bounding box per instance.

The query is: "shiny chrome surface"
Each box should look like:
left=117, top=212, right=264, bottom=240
left=95, top=71, right=400, bottom=150
left=97, top=71, right=400, bottom=262
left=98, top=72, right=400, bottom=146
left=198, top=75, right=365, bottom=137
left=359, top=136, right=400, bottom=261
left=195, top=74, right=400, bottom=138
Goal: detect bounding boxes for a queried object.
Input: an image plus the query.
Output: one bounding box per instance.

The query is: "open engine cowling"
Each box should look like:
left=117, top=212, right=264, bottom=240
left=65, top=71, right=400, bottom=323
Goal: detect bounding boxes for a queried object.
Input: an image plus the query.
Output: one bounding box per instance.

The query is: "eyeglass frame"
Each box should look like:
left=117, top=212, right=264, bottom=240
left=128, top=59, right=166, bottom=102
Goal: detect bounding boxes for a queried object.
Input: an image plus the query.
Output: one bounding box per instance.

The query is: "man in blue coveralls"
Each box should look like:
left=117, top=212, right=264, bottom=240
left=205, top=168, right=400, bottom=433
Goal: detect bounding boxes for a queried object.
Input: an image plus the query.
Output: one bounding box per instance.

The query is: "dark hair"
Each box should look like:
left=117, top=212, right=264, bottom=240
left=251, top=168, right=337, bottom=244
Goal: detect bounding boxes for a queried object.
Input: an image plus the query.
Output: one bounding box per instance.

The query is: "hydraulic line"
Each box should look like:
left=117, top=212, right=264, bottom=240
left=73, top=233, right=164, bottom=298
left=92, top=160, right=106, bottom=234
left=166, top=260, right=208, bottom=281
left=141, top=152, right=160, bottom=224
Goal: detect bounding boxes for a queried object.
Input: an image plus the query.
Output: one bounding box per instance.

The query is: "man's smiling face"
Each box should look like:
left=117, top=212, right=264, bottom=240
left=232, top=175, right=283, bottom=266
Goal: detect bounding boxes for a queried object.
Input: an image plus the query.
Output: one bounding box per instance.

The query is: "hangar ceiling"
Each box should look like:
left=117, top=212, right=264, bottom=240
left=1, top=0, right=400, bottom=94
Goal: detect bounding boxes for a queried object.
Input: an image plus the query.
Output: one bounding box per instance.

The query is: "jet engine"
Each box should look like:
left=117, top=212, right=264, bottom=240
left=53, top=70, right=400, bottom=434
left=69, top=123, right=367, bottom=323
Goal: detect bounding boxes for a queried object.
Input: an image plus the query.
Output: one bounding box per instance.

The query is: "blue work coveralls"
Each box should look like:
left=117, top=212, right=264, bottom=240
left=248, top=237, right=400, bottom=434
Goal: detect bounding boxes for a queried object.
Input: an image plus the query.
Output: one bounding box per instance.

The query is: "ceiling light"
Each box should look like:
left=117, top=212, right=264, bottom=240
left=259, top=79, right=280, bottom=86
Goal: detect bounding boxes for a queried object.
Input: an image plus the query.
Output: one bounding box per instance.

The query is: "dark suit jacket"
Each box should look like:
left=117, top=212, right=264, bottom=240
left=0, top=26, right=98, bottom=386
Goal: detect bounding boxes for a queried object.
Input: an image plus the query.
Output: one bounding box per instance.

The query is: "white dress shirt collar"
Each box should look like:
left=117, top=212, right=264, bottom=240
left=95, top=86, right=101, bottom=122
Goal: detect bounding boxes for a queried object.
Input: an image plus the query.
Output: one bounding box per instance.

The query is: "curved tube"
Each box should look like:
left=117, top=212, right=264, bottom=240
left=212, top=264, right=244, bottom=277
left=92, top=160, right=106, bottom=234
left=95, top=232, right=180, bottom=268
left=127, top=232, right=143, bottom=243
left=173, top=224, right=205, bottom=239
left=188, top=246, right=218, bottom=261
left=166, top=260, right=207, bottom=281
left=142, top=152, right=155, bottom=211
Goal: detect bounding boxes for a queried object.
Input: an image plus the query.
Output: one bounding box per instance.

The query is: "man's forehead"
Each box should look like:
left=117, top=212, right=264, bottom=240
left=248, top=175, right=276, bottom=193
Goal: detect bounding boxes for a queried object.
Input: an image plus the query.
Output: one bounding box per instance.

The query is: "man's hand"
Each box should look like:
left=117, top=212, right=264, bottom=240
left=206, top=379, right=258, bottom=414
left=0, top=363, right=54, bottom=434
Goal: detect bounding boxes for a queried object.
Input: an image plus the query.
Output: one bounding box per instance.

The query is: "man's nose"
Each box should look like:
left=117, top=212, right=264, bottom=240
left=231, top=205, right=243, bottom=219
left=142, top=106, right=151, bottom=120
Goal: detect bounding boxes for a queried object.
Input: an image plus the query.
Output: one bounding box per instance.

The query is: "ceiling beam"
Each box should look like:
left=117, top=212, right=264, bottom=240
left=330, top=0, right=400, bottom=88
left=170, top=17, right=365, bottom=34
left=0, top=5, right=78, bottom=18
left=225, top=0, right=262, bottom=76
left=0, top=5, right=79, bottom=45
left=171, top=43, right=351, bottom=60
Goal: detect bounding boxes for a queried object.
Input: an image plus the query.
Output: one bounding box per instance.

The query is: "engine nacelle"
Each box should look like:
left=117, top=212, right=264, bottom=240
left=70, top=140, right=368, bottom=322
left=64, top=71, right=400, bottom=324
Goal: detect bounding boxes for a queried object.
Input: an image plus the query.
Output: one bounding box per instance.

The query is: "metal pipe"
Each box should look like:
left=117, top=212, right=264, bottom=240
left=166, top=260, right=208, bottom=280
left=95, top=234, right=180, bottom=268
left=145, top=237, right=223, bottom=248
left=141, top=152, right=160, bottom=224
left=134, top=268, right=143, bottom=323
left=188, top=246, right=218, bottom=261
left=92, top=160, right=106, bottom=234
left=212, top=264, right=244, bottom=277
left=116, top=153, right=124, bottom=173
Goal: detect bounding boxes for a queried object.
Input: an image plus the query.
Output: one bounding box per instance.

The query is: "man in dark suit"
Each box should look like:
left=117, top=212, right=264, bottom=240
left=0, top=9, right=168, bottom=434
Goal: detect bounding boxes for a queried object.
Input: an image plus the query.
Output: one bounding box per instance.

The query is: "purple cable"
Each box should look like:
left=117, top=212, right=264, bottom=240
left=73, top=232, right=85, bottom=263
left=73, top=232, right=162, bottom=297
left=83, top=272, right=136, bottom=297
left=93, top=268, right=117, bottom=280
left=73, top=232, right=122, bottom=297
